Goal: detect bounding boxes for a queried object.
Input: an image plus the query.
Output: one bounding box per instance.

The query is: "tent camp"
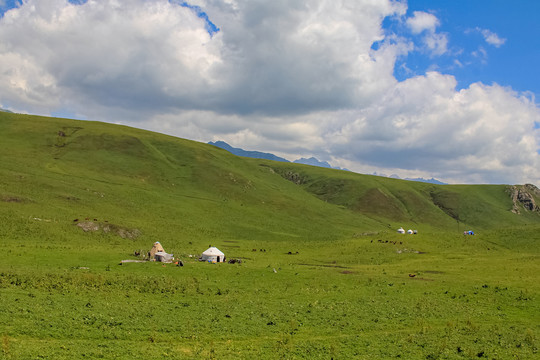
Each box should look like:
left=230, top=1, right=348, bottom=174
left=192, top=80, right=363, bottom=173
left=397, top=227, right=406, bottom=234
left=148, top=242, right=165, bottom=259
left=201, top=247, right=225, bottom=263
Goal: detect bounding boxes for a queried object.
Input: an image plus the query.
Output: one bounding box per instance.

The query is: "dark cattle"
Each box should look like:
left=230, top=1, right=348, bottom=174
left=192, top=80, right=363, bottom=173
left=408, top=274, right=416, bottom=278
left=58, top=131, right=66, bottom=137
left=73, top=219, right=79, bottom=222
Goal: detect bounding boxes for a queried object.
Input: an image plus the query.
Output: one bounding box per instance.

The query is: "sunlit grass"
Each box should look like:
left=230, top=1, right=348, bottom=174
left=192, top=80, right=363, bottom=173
left=0, top=112, right=539, bottom=358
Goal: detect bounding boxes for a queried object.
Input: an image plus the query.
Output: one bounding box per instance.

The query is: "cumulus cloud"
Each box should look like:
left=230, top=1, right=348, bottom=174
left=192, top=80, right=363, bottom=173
left=423, top=32, right=448, bottom=56
left=0, top=0, right=538, bottom=184
left=477, top=27, right=506, bottom=47
left=405, top=10, right=448, bottom=56
left=406, top=11, right=439, bottom=34
left=327, top=73, right=540, bottom=184
left=0, top=0, right=222, bottom=115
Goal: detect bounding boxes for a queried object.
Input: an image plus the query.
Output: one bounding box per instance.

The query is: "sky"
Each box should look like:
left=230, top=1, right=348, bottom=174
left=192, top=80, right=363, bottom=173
left=0, top=0, right=539, bottom=185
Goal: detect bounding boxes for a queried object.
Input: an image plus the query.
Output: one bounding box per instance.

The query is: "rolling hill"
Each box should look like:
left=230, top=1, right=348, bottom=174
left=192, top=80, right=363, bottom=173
left=1, top=112, right=539, bottom=359
left=1, top=111, right=539, bottom=246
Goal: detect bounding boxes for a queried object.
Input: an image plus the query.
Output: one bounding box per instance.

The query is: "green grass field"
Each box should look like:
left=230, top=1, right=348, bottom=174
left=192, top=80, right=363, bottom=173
left=0, top=113, right=539, bottom=359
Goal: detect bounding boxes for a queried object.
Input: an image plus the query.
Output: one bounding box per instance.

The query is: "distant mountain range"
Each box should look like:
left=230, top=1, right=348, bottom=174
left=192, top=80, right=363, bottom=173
left=0, top=108, right=13, bottom=113
left=208, top=141, right=290, bottom=162
left=208, top=141, right=348, bottom=171
left=209, top=140, right=445, bottom=184
left=404, top=177, right=447, bottom=185
left=376, top=173, right=447, bottom=185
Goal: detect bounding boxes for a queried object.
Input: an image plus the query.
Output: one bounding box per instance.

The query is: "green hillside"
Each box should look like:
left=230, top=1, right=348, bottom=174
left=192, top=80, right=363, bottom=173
left=1, top=112, right=539, bottom=359
left=1, top=111, right=538, bottom=243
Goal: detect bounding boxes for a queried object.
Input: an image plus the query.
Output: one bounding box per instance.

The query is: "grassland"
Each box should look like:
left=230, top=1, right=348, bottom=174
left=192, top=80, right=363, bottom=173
left=0, top=112, right=539, bottom=359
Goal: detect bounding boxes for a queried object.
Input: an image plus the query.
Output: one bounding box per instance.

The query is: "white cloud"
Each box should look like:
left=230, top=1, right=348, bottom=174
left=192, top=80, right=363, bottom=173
left=423, top=32, right=448, bottom=56
left=453, top=59, right=464, bottom=68
left=0, top=0, right=538, bottom=184
left=477, top=27, right=506, bottom=47
left=406, top=11, right=439, bottom=34
left=327, top=73, right=540, bottom=184
left=405, top=10, right=448, bottom=56
left=472, top=46, right=488, bottom=64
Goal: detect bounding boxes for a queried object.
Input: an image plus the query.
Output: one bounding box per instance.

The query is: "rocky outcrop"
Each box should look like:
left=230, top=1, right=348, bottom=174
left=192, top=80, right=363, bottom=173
left=76, top=221, right=141, bottom=239
left=507, top=184, right=540, bottom=214
left=281, top=171, right=306, bottom=185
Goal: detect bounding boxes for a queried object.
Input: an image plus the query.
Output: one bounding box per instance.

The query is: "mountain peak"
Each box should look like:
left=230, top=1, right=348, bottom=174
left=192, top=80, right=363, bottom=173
left=293, top=157, right=332, bottom=168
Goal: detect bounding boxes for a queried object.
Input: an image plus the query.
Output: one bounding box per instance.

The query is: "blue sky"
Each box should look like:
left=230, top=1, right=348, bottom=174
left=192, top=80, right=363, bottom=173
left=391, top=0, right=540, bottom=99
left=178, top=1, right=220, bottom=36
left=0, top=0, right=538, bottom=184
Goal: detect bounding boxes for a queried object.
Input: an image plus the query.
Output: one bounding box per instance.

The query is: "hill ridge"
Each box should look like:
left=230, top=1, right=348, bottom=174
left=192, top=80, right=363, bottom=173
left=1, top=112, right=539, bottom=236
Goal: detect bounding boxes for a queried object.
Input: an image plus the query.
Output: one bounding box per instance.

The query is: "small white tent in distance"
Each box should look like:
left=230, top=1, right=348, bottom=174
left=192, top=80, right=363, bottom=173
left=201, top=247, right=225, bottom=263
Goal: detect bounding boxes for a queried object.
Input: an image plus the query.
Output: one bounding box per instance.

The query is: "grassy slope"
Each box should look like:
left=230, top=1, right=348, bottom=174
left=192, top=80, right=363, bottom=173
left=1, top=113, right=387, bottom=238
left=1, top=112, right=539, bottom=238
left=1, top=112, right=539, bottom=359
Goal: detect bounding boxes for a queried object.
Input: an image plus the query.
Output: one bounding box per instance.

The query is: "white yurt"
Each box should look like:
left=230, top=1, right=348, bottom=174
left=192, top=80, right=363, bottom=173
left=201, top=247, right=225, bottom=263
left=397, top=227, right=406, bottom=234
left=407, top=229, right=413, bottom=234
